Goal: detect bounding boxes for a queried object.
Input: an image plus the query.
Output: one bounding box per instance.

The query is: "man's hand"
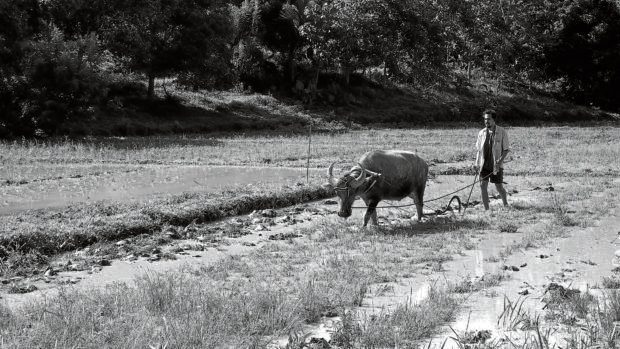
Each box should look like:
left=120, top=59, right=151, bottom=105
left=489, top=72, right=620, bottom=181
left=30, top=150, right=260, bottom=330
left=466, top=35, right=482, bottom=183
left=473, top=164, right=479, bottom=173
left=493, top=161, right=502, bottom=175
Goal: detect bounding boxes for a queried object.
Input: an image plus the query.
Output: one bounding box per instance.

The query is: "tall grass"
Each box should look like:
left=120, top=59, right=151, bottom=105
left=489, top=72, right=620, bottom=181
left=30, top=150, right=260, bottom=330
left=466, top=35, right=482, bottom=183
left=1, top=274, right=304, bottom=348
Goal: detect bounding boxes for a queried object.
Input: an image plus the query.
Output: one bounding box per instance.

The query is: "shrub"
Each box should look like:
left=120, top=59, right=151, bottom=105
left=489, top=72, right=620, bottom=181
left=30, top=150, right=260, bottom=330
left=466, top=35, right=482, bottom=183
left=233, top=40, right=281, bottom=92
left=22, top=24, right=111, bottom=136
left=0, top=78, right=34, bottom=138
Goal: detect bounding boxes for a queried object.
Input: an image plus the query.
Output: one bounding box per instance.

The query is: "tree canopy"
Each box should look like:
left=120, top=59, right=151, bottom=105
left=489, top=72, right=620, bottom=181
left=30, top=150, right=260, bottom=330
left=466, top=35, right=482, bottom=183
left=1, top=0, right=619, bottom=136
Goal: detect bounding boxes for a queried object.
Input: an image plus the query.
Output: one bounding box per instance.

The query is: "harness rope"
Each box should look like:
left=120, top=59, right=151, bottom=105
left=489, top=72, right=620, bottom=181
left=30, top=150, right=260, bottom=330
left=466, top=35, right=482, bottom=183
left=344, top=172, right=494, bottom=215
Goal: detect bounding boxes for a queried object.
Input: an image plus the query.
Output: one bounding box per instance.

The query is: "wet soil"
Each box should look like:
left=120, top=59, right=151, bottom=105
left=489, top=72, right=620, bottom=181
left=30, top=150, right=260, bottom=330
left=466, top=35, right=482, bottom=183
left=1, top=175, right=617, bottom=348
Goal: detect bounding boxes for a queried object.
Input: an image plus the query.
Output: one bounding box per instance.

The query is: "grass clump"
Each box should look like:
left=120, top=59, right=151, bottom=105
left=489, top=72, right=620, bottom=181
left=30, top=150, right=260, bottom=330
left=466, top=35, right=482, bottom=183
left=498, top=221, right=519, bottom=233
left=1, top=273, right=302, bottom=348
left=450, top=272, right=510, bottom=294
left=332, top=287, right=459, bottom=348
left=601, top=277, right=620, bottom=289
left=543, top=284, right=596, bottom=325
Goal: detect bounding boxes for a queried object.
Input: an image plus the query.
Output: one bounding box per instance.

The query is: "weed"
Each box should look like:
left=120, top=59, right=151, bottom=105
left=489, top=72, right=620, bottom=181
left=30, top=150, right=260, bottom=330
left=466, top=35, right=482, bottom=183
left=551, top=192, right=578, bottom=227
left=353, top=287, right=458, bottom=348
left=543, top=284, right=596, bottom=324
left=498, top=296, right=534, bottom=331
left=602, top=276, right=620, bottom=289
left=498, top=221, right=519, bottom=233
left=450, top=273, right=509, bottom=294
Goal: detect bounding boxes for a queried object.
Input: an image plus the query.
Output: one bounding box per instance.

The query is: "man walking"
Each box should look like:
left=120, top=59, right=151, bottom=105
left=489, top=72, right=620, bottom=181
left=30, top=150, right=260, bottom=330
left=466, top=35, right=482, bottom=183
left=474, top=109, right=510, bottom=210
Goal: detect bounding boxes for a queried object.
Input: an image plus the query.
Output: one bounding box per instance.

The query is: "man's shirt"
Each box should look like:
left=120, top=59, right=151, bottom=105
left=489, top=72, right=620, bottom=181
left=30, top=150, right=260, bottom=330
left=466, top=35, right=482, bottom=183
left=475, top=125, right=510, bottom=170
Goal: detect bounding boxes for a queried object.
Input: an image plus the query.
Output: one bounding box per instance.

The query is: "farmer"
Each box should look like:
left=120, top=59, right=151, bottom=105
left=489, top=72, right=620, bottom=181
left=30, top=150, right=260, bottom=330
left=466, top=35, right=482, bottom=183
left=474, top=109, right=510, bottom=210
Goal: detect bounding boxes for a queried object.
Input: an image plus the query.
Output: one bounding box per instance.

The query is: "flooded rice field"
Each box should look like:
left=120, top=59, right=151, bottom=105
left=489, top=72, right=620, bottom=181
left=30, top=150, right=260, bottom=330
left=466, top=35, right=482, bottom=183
left=0, top=165, right=321, bottom=214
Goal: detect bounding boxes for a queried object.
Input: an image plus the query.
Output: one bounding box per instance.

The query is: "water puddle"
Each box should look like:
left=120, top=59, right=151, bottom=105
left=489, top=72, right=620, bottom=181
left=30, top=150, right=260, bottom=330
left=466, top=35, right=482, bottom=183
left=0, top=166, right=321, bottom=215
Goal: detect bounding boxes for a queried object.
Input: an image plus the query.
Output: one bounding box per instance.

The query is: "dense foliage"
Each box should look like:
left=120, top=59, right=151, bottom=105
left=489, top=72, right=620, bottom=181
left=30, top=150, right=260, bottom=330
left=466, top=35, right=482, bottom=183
left=1, top=0, right=619, bottom=136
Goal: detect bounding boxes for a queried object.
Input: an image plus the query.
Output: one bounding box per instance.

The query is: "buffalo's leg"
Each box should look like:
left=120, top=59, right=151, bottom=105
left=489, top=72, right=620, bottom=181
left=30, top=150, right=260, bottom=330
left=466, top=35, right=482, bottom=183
left=363, top=199, right=379, bottom=226
left=416, top=186, right=425, bottom=221
left=409, top=190, right=424, bottom=221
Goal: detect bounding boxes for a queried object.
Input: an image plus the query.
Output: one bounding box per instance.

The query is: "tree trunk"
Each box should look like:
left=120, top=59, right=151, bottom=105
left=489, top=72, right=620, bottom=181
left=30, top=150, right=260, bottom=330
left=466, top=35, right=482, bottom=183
left=147, top=74, right=155, bottom=99
left=290, top=59, right=297, bottom=83
left=289, top=46, right=297, bottom=83
left=343, top=66, right=351, bottom=86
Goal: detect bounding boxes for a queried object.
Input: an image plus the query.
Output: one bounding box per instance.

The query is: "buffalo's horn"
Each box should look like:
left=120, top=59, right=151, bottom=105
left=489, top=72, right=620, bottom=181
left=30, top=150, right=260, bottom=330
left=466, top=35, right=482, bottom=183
left=350, top=163, right=367, bottom=188
left=327, top=162, right=337, bottom=186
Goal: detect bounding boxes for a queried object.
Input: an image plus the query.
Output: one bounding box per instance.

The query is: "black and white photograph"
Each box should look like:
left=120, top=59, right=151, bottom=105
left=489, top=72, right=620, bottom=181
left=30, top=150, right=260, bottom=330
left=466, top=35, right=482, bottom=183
left=1, top=0, right=619, bottom=347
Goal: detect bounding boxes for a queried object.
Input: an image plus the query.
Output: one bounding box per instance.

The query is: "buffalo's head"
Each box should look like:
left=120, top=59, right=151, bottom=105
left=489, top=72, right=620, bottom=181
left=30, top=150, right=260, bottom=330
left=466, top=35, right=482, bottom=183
left=327, top=162, right=367, bottom=218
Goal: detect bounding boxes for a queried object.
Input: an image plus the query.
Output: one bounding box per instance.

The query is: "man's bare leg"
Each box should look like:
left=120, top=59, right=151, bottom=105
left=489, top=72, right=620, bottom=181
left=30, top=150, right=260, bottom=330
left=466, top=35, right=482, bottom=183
left=495, top=183, right=508, bottom=206
left=480, top=180, right=490, bottom=210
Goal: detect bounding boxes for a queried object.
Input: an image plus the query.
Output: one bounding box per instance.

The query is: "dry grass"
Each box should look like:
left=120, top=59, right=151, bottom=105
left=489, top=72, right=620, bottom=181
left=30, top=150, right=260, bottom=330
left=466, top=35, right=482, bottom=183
left=1, top=127, right=618, bottom=183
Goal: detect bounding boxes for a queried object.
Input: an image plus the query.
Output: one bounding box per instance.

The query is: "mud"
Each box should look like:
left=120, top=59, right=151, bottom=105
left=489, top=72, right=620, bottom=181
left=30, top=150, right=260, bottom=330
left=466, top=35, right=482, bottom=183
left=1, top=175, right=618, bottom=349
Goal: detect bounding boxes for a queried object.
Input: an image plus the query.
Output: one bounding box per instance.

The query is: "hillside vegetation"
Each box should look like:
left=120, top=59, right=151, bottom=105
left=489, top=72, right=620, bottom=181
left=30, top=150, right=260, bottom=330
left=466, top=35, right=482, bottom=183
left=1, top=0, right=620, bottom=137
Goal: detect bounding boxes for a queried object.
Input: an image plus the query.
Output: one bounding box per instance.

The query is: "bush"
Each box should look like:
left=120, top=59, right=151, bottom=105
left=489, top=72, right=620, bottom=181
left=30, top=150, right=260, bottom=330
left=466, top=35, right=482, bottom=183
left=233, top=40, right=282, bottom=92
left=545, top=0, right=620, bottom=111
left=22, top=24, right=111, bottom=136
left=0, top=78, right=34, bottom=138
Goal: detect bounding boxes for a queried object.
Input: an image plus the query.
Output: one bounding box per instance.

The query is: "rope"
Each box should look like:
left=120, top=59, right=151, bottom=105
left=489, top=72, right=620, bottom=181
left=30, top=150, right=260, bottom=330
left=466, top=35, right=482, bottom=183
left=461, top=172, right=480, bottom=216
left=351, top=172, right=492, bottom=210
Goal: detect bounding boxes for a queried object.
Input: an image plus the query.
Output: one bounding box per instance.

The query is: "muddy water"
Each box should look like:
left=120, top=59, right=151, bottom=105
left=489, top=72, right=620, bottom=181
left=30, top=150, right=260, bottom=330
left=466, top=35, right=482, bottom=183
left=0, top=166, right=320, bottom=215
left=427, top=210, right=620, bottom=347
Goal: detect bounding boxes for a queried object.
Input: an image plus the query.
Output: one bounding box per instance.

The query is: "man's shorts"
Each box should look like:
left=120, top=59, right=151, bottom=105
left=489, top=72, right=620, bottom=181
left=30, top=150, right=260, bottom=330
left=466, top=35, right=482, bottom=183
left=480, top=167, right=504, bottom=184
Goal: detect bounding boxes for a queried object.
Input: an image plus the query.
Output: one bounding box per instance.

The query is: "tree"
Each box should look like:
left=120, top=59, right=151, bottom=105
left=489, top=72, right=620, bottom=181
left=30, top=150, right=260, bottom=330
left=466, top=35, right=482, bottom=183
left=0, top=0, right=45, bottom=137
left=17, top=23, right=110, bottom=135
left=102, top=0, right=232, bottom=98
left=44, top=0, right=116, bottom=38
left=545, top=0, right=620, bottom=109
left=301, top=0, right=396, bottom=85
left=0, top=0, right=43, bottom=76
left=230, top=0, right=312, bottom=86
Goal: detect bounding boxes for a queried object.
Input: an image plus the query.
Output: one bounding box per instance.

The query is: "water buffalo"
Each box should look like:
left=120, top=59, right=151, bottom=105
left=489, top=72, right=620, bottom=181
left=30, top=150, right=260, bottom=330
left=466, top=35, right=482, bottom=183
left=327, top=150, right=428, bottom=226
